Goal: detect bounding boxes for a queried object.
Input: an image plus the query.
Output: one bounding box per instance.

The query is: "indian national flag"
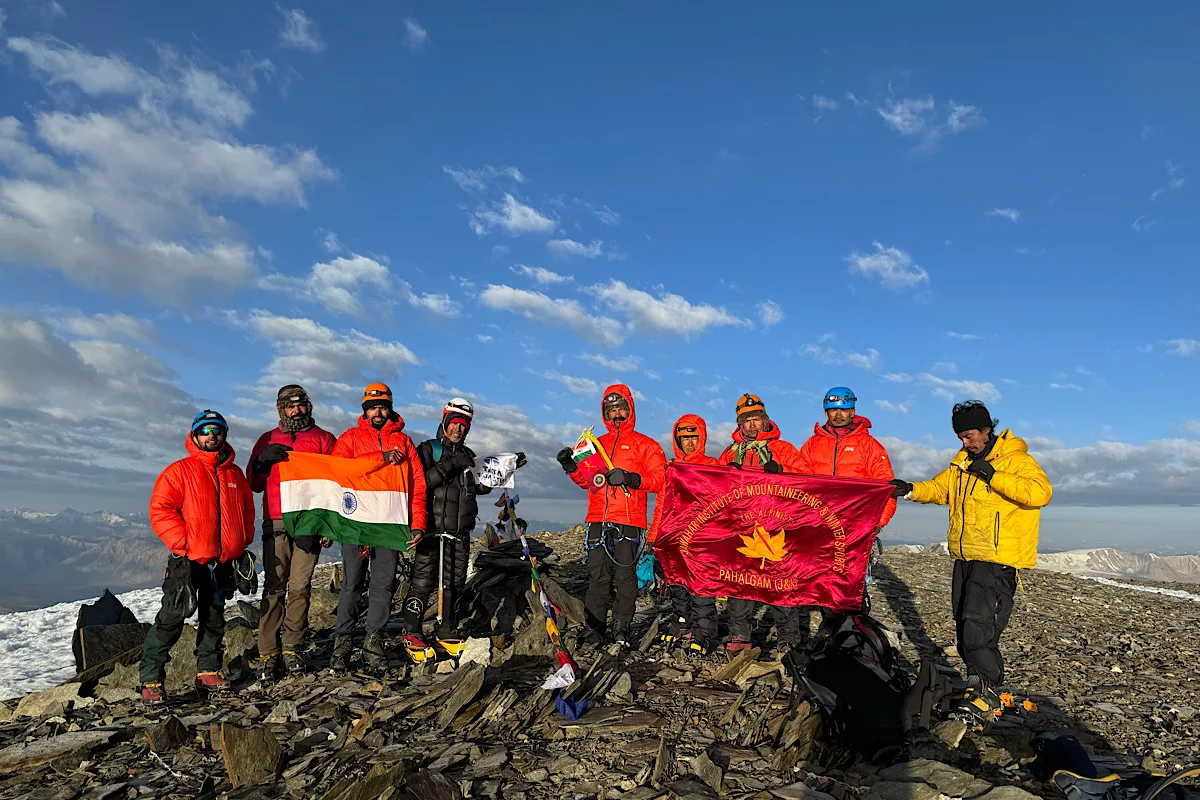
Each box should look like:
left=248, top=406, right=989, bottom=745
left=278, top=452, right=411, bottom=549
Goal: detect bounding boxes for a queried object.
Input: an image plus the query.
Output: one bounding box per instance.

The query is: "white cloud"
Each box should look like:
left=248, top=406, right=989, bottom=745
left=589, top=280, right=751, bottom=338
left=796, top=344, right=882, bottom=371
left=758, top=300, right=784, bottom=328
left=407, top=291, right=460, bottom=317
left=547, top=238, right=621, bottom=260
left=877, top=96, right=985, bottom=152
left=1050, top=383, right=1083, bottom=391
left=59, top=312, right=154, bottom=342
left=917, top=372, right=1001, bottom=402
left=884, top=372, right=912, bottom=383
left=986, top=208, right=1022, bottom=223
left=0, top=37, right=333, bottom=299
left=0, top=10, right=6, bottom=35
left=322, top=231, right=343, bottom=253
left=1150, top=160, right=1185, bottom=201
left=261, top=254, right=459, bottom=318
left=845, top=242, right=929, bottom=290
left=580, top=353, right=641, bottom=372
left=874, top=399, right=910, bottom=414
left=403, top=18, right=429, bottom=51
left=278, top=7, right=325, bottom=52
left=1168, top=339, right=1199, bottom=356
left=582, top=202, right=621, bottom=226
left=645, top=369, right=661, bottom=381
left=945, top=331, right=982, bottom=341
left=932, top=361, right=957, bottom=373
left=1132, top=215, right=1157, bottom=232
left=535, top=370, right=599, bottom=395
left=469, top=193, right=555, bottom=236
left=1186, top=419, right=1200, bottom=436
left=811, top=94, right=839, bottom=112
left=442, top=165, right=524, bottom=193
left=476, top=334, right=492, bottom=344
left=480, top=285, right=625, bottom=347
left=679, top=367, right=696, bottom=376
left=511, top=264, right=572, bottom=285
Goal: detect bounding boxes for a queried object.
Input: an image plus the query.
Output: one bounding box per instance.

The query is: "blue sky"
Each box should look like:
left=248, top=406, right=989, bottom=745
left=1, top=1, right=1198, bottom=544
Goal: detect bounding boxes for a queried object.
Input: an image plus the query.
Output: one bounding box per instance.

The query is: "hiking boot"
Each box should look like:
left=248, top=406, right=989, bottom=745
left=255, top=654, right=279, bottom=684
left=403, top=634, right=436, bottom=664
left=140, top=682, right=166, bottom=707
left=660, top=617, right=687, bottom=646
left=329, top=635, right=353, bottom=672
left=579, top=628, right=604, bottom=646
left=688, top=636, right=716, bottom=657
left=282, top=650, right=305, bottom=675
left=724, top=637, right=752, bottom=654
left=362, top=632, right=390, bottom=671
left=195, top=671, right=231, bottom=693
left=434, top=637, right=467, bottom=659
left=611, top=628, right=631, bottom=650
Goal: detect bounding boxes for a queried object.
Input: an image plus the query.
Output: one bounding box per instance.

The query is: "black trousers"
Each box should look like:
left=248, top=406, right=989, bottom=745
left=726, top=598, right=803, bottom=647
left=667, top=585, right=718, bottom=640
left=403, top=533, right=469, bottom=636
left=140, top=558, right=231, bottom=684
left=952, top=559, right=1017, bottom=686
left=335, top=544, right=400, bottom=636
left=585, top=523, right=641, bottom=636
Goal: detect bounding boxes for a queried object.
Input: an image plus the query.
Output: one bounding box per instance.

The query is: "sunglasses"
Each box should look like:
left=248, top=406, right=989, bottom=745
left=196, top=425, right=226, bottom=437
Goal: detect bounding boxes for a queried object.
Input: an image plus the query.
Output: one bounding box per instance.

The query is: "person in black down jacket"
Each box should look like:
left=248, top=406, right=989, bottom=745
left=402, top=398, right=491, bottom=659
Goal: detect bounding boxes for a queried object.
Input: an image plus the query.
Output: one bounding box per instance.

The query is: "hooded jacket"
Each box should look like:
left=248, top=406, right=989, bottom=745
left=718, top=419, right=804, bottom=472
left=909, top=429, right=1052, bottom=569
left=332, top=413, right=429, bottom=533
left=795, top=416, right=897, bottom=527
left=148, top=436, right=256, bottom=564
left=646, top=414, right=720, bottom=542
left=247, top=423, right=338, bottom=521
left=568, top=383, right=667, bottom=528
left=417, top=420, right=491, bottom=536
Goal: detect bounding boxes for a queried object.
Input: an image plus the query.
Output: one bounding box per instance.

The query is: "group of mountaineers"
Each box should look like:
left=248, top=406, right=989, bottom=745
left=136, top=377, right=1053, bottom=722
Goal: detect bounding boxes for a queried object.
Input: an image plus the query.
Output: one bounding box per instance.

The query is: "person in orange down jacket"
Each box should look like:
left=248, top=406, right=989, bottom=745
left=139, top=410, right=255, bottom=706
left=718, top=393, right=804, bottom=654
left=795, top=386, right=896, bottom=625
left=647, top=414, right=722, bottom=655
left=555, top=384, right=667, bottom=647
left=329, top=383, right=428, bottom=673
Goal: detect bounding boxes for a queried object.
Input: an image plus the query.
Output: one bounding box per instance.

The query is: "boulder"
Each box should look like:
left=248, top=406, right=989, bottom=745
left=71, top=589, right=142, bottom=673
left=458, top=637, right=493, bottom=668
left=216, top=722, right=281, bottom=788
left=876, top=759, right=994, bottom=799
left=14, top=684, right=81, bottom=718
left=145, top=716, right=190, bottom=753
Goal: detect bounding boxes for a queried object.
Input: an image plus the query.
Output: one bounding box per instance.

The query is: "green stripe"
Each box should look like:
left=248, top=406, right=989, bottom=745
left=283, top=508, right=411, bottom=550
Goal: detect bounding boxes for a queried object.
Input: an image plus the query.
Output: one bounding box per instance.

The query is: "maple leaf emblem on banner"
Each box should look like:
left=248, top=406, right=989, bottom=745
left=737, top=525, right=787, bottom=569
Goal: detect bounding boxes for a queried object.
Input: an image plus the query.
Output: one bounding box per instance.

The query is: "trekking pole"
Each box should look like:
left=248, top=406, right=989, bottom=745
left=436, top=533, right=446, bottom=628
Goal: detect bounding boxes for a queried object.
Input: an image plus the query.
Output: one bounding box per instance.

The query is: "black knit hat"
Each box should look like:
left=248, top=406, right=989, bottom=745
left=952, top=401, right=996, bottom=434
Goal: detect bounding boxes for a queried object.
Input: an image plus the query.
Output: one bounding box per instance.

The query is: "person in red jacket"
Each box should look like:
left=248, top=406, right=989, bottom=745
left=329, top=383, right=427, bottom=672
left=139, top=410, right=255, bottom=706
left=556, top=384, right=666, bottom=647
left=795, top=386, right=896, bottom=624
left=648, top=414, right=721, bottom=654
left=718, top=394, right=805, bottom=653
left=246, top=385, right=337, bottom=681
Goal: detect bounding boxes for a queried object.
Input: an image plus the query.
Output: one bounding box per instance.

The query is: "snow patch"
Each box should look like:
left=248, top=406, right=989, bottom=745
left=1081, top=576, right=1200, bottom=604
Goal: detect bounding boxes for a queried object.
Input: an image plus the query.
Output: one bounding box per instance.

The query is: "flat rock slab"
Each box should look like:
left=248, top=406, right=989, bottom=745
left=667, top=776, right=718, bottom=799
left=0, top=729, right=120, bottom=773
left=978, top=787, right=1041, bottom=800
left=14, top=683, right=81, bottom=718
left=458, top=637, right=493, bottom=668
left=556, top=708, right=666, bottom=740
left=321, top=762, right=405, bottom=800
left=874, top=780, right=944, bottom=800
left=437, top=663, right=486, bottom=729
left=770, top=784, right=838, bottom=800
left=877, top=759, right=995, bottom=799
left=145, top=715, right=190, bottom=753
left=217, top=721, right=281, bottom=788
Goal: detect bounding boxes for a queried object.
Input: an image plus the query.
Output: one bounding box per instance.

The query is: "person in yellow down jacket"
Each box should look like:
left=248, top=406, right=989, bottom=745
left=890, top=400, right=1052, bottom=700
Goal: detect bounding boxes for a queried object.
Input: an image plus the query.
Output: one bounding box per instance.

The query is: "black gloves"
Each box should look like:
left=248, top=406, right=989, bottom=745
left=606, top=468, right=642, bottom=489
left=252, top=443, right=292, bottom=474
left=556, top=447, right=578, bottom=474
left=233, top=551, right=258, bottom=596
left=450, top=449, right=475, bottom=472
left=965, top=460, right=996, bottom=482
left=515, top=451, right=527, bottom=469
left=292, top=534, right=322, bottom=555
left=890, top=479, right=914, bottom=498
left=162, top=555, right=197, bottom=618
left=763, top=459, right=783, bottom=474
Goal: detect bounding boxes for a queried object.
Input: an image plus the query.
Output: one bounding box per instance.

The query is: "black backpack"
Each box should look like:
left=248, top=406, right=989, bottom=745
left=785, top=614, right=912, bottom=758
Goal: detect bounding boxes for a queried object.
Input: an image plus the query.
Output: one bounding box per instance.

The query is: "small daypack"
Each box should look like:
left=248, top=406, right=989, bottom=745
left=785, top=614, right=912, bottom=758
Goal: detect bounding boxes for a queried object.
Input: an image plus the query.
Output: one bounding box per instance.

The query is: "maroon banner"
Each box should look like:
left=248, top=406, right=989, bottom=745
left=655, top=463, right=894, bottom=611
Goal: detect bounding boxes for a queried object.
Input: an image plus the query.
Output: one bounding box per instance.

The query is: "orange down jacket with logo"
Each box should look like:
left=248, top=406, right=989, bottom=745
left=148, top=436, right=256, bottom=564
left=646, top=414, right=720, bottom=542
left=568, top=383, right=667, bottom=528
left=795, top=416, right=897, bottom=527
left=331, top=413, right=428, bottom=532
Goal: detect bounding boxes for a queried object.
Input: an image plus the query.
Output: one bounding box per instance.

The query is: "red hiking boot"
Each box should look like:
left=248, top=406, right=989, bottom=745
left=195, top=671, right=231, bottom=692
left=140, top=682, right=166, bottom=707
left=724, top=637, right=752, bottom=654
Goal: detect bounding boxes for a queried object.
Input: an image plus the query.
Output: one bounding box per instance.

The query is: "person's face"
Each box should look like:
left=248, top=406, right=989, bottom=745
left=739, top=415, right=766, bottom=439
left=193, top=426, right=226, bottom=452
left=605, top=402, right=630, bottom=423
left=365, top=404, right=390, bottom=429
left=283, top=399, right=311, bottom=420
left=445, top=420, right=467, bottom=443
left=825, top=408, right=855, bottom=428
left=678, top=435, right=700, bottom=456
left=958, top=427, right=991, bottom=456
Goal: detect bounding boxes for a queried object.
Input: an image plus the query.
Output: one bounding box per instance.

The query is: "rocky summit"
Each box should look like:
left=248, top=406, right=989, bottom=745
left=0, top=532, right=1197, bottom=800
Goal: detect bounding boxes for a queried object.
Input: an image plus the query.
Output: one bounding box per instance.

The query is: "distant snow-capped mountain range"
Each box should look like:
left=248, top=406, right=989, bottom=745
left=885, top=542, right=1200, bottom=584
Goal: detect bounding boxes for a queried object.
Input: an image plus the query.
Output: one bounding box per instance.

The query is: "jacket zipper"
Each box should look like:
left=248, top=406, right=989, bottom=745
left=214, top=461, right=223, bottom=564
left=957, top=469, right=967, bottom=559
left=994, top=512, right=1000, bottom=549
